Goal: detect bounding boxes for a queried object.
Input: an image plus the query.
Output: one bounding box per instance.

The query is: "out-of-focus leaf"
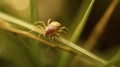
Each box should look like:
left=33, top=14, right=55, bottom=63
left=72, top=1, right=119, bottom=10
left=0, top=29, right=40, bottom=67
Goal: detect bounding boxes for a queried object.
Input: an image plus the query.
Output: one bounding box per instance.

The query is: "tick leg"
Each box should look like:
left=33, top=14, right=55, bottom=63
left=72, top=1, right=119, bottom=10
left=58, top=26, right=67, bottom=33
left=28, top=25, right=36, bottom=33
left=36, top=33, right=41, bottom=43
left=58, top=30, right=67, bottom=34
left=34, top=21, right=46, bottom=29
left=59, top=26, right=68, bottom=30
left=28, top=27, right=34, bottom=33
left=36, top=25, right=45, bottom=31
left=47, top=18, right=51, bottom=25
left=56, top=33, right=60, bottom=37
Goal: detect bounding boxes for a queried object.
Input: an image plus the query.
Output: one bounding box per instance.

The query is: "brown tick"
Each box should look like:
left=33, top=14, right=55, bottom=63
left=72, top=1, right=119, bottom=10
left=35, top=18, right=66, bottom=38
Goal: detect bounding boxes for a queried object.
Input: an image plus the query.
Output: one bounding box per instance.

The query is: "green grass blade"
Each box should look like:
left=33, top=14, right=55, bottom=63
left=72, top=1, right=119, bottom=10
left=84, top=0, right=120, bottom=51
left=30, top=0, right=37, bottom=22
left=58, top=0, right=95, bottom=67
left=0, top=11, right=43, bottom=33
left=57, top=37, right=107, bottom=65
left=0, top=11, right=108, bottom=66
left=70, top=0, right=95, bottom=42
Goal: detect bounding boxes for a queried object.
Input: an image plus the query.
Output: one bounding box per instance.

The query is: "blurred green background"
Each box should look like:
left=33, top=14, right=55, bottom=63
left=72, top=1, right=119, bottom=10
left=0, top=0, right=120, bottom=67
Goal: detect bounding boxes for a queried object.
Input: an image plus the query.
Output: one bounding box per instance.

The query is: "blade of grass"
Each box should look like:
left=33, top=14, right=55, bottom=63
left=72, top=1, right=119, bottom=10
left=70, top=0, right=95, bottom=42
left=0, top=10, right=44, bottom=66
left=30, top=0, right=37, bottom=23
left=30, top=0, right=42, bottom=66
left=0, top=18, right=76, bottom=56
left=58, top=0, right=95, bottom=67
left=83, top=0, right=120, bottom=51
left=57, top=37, right=107, bottom=65
left=0, top=11, right=43, bottom=34
left=0, top=18, right=107, bottom=65
left=0, top=12, right=108, bottom=65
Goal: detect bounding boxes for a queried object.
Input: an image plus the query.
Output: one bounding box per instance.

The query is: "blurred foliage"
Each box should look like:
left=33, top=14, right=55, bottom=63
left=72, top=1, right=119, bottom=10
left=0, top=0, right=120, bottom=67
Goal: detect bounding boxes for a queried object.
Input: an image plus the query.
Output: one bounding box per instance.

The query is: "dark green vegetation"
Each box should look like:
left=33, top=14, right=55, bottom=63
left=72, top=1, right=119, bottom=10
left=0, top=0, right=120, bottom=67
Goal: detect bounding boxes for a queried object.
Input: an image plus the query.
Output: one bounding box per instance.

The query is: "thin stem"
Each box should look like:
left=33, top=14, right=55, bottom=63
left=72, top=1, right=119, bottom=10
left=84, top=0, right=120, bottom=51
left=0, top=11, right=44, bottom=34
left=0, top=11, right=107, bottom=66
left=30, top=0, right=37, bottom=22
left=57, top=37, right=107, bottom=65
left=58, top=0, right=95, bottom=67
left=70, top=0, right=95, bottom=42
left=0, top=18, right=51, bottom=47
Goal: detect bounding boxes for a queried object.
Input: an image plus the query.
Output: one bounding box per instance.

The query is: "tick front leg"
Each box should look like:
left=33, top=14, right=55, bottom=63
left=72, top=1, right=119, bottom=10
left=47, top=18, right=51, bottom=25
left=36, top=25, right=45, bottom=31
left=34, top=21, right=46, bottom=29
left=58, top=26, right=68, bottom=33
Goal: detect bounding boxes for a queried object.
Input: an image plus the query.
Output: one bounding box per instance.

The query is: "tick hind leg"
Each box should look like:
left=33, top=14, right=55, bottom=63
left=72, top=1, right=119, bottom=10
left=47, top=18, right=52, bottom=25
left=58, top=26, right=68, bottom=34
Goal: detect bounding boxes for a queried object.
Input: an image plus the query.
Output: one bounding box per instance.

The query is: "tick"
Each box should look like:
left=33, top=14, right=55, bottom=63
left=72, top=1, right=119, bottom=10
left=36, top=18, right=66, bottom=38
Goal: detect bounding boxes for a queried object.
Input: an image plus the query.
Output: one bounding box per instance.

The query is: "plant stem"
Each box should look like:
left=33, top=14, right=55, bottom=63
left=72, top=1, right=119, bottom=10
left=70, top=0, right=95, bottom=42
left=57, top=37, right=107, bottom=65
left=30, top=0, right=37, bottom=22
left=0, top=11, right=43, bottom=34
left=0, top=11, right=107, bottom=66
left=58, top=0, right=95, bottom=67
left=84, top=0, right=120, bottom=51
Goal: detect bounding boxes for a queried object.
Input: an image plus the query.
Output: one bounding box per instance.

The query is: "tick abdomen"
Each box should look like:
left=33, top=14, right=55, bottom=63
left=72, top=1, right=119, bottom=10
left=45, top=21, right=61, bottom=36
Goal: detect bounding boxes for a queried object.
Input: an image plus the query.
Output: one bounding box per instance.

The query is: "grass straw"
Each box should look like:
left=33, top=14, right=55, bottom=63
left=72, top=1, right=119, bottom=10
left=83, top=0, right=120, bottom=51
left=70, top=0, right=95, bottom=42
left=30, top=0, right=37, bottom=22
left=57, top=37, right=107, bottom=65
left=58, top=0, right=95, bottom=67
left=0, top=11, right=43, bottom=34
left=30, top=0, right=46, bottom=66
left=0, top=11, right=107, bottom=66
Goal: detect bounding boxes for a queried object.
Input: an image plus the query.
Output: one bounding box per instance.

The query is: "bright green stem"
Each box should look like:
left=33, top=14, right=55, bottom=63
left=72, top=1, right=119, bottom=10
left=0, top=11, right=108, bottom=66
left=0, top=11, right=43, bottom=33
left=70, top=0, right=95, bottom=42
left=58, top=0, right=95, bottom=67
left=57, top=37, right=107, bottom=65
left=30, top=0, right=37, bottom=22
left=30, top=0, right=44, bottom=66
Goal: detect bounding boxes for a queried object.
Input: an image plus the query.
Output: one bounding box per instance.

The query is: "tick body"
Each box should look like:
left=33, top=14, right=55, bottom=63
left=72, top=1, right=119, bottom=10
left=45, top=21, right=61, bottom=37
left=36, top=18, right=66, bottom=38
